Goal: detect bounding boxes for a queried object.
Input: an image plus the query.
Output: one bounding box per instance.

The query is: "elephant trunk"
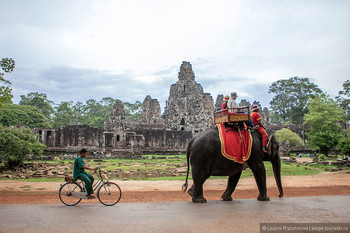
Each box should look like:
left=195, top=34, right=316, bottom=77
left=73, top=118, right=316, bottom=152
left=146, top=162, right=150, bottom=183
left=271, top=156, right=283, bottom=197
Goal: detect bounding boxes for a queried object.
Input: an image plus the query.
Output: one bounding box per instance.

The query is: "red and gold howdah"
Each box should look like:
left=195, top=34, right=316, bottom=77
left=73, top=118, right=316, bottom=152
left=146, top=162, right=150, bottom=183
left=214, top=107, right=250, bottom=124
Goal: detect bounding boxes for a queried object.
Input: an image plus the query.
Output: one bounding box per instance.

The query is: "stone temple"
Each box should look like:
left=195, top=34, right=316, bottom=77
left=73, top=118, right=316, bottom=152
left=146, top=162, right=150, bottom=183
left=35, top=61, right=273, bottom=158
left=163, top=61, right=215, bottom=133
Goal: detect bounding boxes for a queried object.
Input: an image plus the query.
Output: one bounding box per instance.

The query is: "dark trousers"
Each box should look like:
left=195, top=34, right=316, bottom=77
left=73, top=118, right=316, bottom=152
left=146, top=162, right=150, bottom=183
left=79, top=173, right=94, bottom=196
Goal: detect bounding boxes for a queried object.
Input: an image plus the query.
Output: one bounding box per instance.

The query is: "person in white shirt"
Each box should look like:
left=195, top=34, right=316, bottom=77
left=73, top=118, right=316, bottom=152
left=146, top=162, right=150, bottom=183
left=227, top=91, right=238, bottom=113
left=227, top=91, right=255, bottom=128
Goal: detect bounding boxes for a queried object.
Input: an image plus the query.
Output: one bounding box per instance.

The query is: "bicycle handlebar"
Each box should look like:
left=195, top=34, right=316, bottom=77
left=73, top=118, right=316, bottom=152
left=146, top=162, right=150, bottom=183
left=95, top=167, right=101, bottom=174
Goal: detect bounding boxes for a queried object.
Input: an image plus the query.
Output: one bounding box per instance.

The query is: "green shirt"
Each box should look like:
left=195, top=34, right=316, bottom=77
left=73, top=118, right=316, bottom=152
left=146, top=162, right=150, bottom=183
left=73, top=156, right=86, bottom=180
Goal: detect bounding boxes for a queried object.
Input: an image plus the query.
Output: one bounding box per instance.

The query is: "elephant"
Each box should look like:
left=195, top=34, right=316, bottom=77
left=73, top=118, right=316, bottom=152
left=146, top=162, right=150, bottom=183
left=182, top=128, right=283, bottom=203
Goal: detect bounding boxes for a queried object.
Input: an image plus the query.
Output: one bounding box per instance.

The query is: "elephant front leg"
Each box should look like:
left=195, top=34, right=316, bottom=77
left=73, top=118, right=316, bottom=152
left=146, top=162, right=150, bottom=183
left=221, top=171, right=242, bottom=201
left=249, top=160, right=270, bottom=201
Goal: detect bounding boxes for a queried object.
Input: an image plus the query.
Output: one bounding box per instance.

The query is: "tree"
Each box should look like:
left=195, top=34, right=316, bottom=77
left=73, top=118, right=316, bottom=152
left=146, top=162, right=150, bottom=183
left=82, top=97, right=116, bottom=127
left=0, top=126, right=46, bottom=168
left=304, top=95, right=346, bottom=155
left=52, top=98, right=116, bottom=128
left=270, top=111, right=284, bottom=124
left=52, top=101, right=74, bottom=128
left=275, top=128, right=303, bottom=147
left=269, top=77, right=323, bottom=124
left=338, top=129, right=350, bottom=156
left=0, top=58, right=15, bottom=107
left=71, top=101, right=86, bottom=125
left=19, top=92, right=55, bottom=121
left=124, top=101, right=142, bottom=119
left=83, top=99, right=103, bottom=126
left=336, top=80, right=350, bottom=121
left=0, top=104, right=51, bottom=128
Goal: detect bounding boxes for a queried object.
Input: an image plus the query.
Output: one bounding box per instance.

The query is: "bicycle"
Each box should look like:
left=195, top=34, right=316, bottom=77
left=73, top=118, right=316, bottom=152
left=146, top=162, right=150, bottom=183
left=59, top=167, right=122, bottom=206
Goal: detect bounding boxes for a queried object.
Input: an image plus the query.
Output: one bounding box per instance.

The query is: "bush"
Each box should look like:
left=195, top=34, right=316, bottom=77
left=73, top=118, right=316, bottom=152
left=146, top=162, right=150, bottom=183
left=0, top=104, right=51, bottom=128
left=338, top=129, right=350, bottom=155
left=318, top=154, right=326, bottom=161
left=275, top=128, right=304, bottom=147
left=0, top=126, right=46, bottom=168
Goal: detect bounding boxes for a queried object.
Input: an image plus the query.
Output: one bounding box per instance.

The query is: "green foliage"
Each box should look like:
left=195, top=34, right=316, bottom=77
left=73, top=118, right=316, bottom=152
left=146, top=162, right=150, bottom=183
left=318, top=154, right=326, bottom=161
left=0, top=58, right=15, bottom=73
left=269, top=77, right=323, bottom=124
left=0, top=126, right=46, bottom=168
left=16, top=93, right=144, bottom=128
left=275, top=128, right=303, bottom=147
left=19, top=92, right=55, bottom=121
left=338, top=129, right=350, bottom=155
left=71, top=101, right=86, bottom=125
left=0, top=58, right=15, bottom=107
left=270, top=111, right=284, bottom=124
left=52, top=97, right=116, bottom=128
left=124, top=101, right=142, bottom=119
left=336, top=80, right=350, bottom=121
left=52, top=101, right=74, bottom=128
left=304, top=95, right=346, bottom=155
left=82, top=98, right=116, bottom=127
left=0, top=86, right=12, bottom=107
left=0, top=104, right=51, bottom=128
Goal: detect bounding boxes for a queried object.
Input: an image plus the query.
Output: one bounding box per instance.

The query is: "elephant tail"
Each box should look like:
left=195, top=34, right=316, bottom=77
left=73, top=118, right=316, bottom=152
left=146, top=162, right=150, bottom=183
left=182, top=142, right=191, bottom=192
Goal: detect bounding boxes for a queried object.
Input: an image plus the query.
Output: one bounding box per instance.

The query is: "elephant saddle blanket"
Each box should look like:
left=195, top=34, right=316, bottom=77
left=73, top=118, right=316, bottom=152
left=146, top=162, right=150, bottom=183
left=216, top=123, right=253, bottom=163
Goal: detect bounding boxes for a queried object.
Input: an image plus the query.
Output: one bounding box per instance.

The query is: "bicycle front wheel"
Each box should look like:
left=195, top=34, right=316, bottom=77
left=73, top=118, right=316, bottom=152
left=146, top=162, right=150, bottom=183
left=97, top=181, right=122, bottom=206
left=59, top=182, right=83, bottom=206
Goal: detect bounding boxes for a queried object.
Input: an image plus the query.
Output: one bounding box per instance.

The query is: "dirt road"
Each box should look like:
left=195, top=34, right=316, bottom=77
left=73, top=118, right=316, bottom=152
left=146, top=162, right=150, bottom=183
left=0, top=171, right=349, bottom=203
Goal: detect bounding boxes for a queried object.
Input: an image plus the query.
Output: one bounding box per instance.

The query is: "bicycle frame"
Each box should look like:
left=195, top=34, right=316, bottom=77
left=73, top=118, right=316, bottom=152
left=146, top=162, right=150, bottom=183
left=77, top=167, right=107, bottom=193
left=60, top=167, right=122, bottom=206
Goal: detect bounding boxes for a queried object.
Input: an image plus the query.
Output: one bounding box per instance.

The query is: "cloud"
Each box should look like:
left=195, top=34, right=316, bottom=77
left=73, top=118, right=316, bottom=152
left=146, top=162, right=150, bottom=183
left=10, top=65, right=178, bottom=108
left=2, top=0, right=350, bottom=112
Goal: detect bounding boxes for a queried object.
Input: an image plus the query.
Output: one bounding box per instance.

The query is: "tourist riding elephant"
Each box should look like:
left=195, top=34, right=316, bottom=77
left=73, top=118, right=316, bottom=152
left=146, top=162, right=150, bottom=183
left=182, top=128, right=283, bottom=203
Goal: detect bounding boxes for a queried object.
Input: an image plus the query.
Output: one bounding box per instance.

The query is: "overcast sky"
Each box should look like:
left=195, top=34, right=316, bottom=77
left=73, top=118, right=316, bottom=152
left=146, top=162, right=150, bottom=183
left=1, top=0, right=349, bottom=111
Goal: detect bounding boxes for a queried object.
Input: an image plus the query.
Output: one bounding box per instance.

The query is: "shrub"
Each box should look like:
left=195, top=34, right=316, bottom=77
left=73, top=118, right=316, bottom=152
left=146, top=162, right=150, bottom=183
left=275, top=128, right=304, bottom=147
left=338, top=129, right=350, bottom=156
left=0, top=126, right=46, bottom=168
left=0, top=104, right=51, bottom=128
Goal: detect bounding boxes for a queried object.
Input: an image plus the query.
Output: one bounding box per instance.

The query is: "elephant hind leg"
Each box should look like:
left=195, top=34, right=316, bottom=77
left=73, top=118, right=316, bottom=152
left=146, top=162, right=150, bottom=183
left=192, top=173, right=209, bottom=203
left=221, top=171, right=242, bottom=201
left=257, top=195, right=270, bottom=201
left=187, top=185, right=194, bottom=197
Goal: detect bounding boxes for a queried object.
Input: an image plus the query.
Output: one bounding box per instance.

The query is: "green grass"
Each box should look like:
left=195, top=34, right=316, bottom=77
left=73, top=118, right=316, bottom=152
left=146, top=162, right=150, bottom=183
left=1, top=153, right=349, bottom=182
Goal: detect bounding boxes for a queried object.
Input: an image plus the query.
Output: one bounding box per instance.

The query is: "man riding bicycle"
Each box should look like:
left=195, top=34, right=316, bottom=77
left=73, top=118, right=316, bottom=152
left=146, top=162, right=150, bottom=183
left=73, top=148, right=97, bottom=199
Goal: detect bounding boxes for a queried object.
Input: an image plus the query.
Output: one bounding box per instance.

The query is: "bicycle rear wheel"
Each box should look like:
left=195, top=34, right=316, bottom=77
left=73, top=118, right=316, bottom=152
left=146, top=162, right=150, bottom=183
left=97, top=181, right=122, bottom=206
left=59, top=182, right=83, bottom=206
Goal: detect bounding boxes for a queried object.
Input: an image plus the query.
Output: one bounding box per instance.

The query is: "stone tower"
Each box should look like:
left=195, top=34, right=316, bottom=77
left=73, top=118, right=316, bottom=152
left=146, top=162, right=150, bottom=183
left=162, top=61, right=215, bottom=133
left=104, top=99, right=127, bottom=147
left=140, top=95, right=162, bottom=124
left=239, top=99, right=251, bottom=108
left=215, top=94, right=224, bottom=111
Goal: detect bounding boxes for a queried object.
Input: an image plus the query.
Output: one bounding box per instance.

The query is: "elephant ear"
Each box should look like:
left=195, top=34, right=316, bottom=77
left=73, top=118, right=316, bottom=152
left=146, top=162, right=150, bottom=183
left=263, top=135, right=279, bottom=161
left=265, top=135, right=273, bottom=155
